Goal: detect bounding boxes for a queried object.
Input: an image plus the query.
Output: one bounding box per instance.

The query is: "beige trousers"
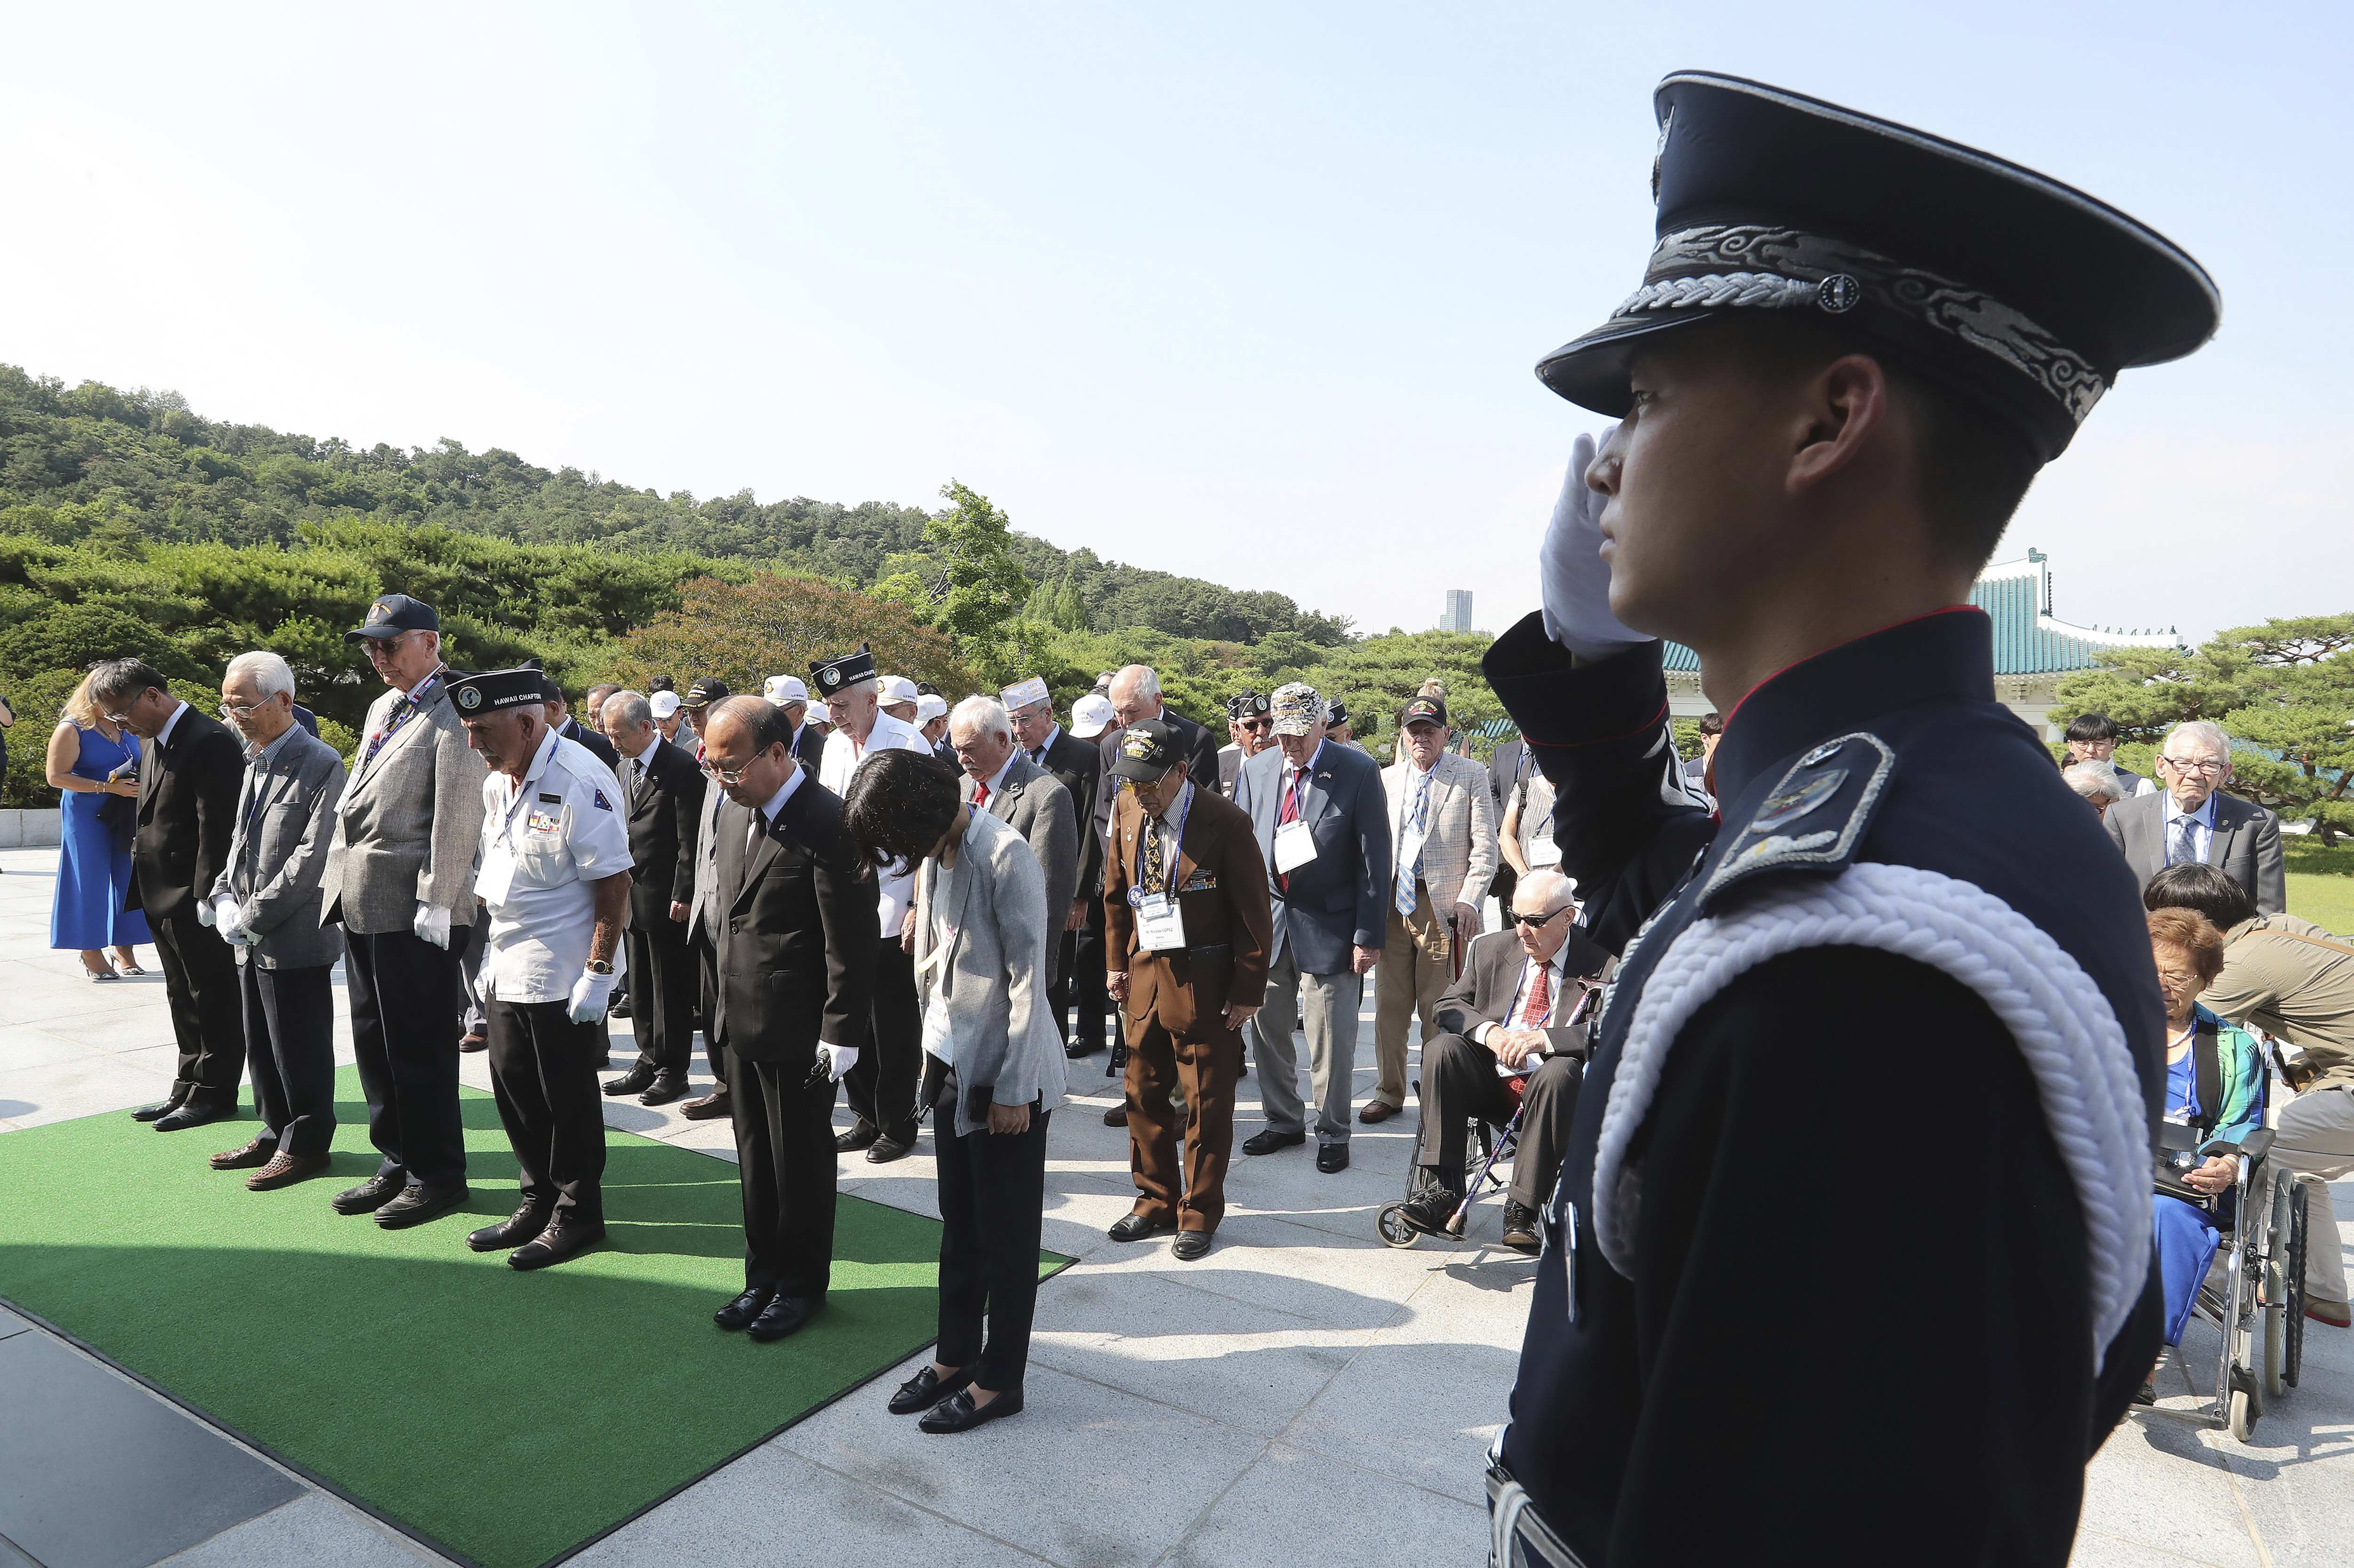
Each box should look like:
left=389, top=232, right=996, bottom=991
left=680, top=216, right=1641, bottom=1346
left=1371, top=881, right=1454, bottom=1109
left=2273, top=1081, right=2354, bottom=1307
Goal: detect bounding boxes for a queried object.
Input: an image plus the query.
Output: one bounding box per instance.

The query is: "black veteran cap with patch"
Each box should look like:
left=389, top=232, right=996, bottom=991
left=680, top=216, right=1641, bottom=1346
left=449, top=667, right=544, bottom=717
left=1537, top=72, right=2220, bottom=462
left=682, top=676, right=730, bottom=708
left=344, top=593, right=439, bottom=643
left=1324, top=700, right=1350, bottom=729
left=1112, top=718, right=1185, bottom=782
left=809, top=644, right=875, bottom=696
left=1226, top=691, right=1268, bottom=720
left=1399, top=695, right=1446, bottom=730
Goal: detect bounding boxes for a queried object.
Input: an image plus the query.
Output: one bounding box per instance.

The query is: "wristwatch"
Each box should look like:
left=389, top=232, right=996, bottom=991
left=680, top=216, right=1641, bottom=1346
left=586, top=959, right=614, bottom=975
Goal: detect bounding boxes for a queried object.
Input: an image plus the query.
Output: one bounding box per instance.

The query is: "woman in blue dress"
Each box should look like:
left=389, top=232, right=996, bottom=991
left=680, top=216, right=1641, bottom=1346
left=45, top=672, right=153, bottom=978
left=2139, top=907, right=2266, bottom=1403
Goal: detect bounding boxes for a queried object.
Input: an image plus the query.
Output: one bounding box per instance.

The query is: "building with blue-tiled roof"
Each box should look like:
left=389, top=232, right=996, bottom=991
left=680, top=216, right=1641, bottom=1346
left=1661, top=549, right=2181, bottom=739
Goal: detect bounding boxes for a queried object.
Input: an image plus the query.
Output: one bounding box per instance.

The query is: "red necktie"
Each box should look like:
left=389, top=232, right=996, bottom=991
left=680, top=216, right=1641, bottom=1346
left=973, top=779, right=990, bottom=808
left=1276, top=768, right=1304, bottom=890
left=1520, top=961, right=1552, bottom=1028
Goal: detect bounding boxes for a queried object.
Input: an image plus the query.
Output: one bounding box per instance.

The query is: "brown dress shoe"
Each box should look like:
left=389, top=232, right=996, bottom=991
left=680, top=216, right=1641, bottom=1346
left=1357, top=1100, right=1397, bottom=1125
left=210, top=1137, right=274, bottom=1171
left=1103, top=1105, right=1128, bottom=1127
left=679, top=1090, right=731, bottom=1121
left=247, top=1151, right=331, bottom=1191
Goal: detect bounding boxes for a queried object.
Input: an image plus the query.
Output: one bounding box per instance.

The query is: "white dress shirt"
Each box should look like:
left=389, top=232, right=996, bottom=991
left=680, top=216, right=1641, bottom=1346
left=1473, top=944, right=1573, bottom=1048
left=476, top=729, right=635, bottom=1004
left=819, top=710, right=931, bottom=934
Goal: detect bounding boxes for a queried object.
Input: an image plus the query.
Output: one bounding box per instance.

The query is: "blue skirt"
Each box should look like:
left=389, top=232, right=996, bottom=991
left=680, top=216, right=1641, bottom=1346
left=50, top=790, right=152, bottom=950
left=2152, top=1192, right=2221, bottom=1346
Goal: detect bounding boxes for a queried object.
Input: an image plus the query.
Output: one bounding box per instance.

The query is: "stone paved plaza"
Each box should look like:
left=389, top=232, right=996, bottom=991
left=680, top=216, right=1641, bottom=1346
left=2, top=844, right=2350, bottom=1567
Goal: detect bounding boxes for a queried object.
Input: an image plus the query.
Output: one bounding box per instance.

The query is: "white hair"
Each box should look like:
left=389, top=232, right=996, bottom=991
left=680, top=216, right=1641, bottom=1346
left=949, top=695, right=1012, bottom=742
left=2162, top=720, right=2231, bottom=758
left=604, top=689, right=652, bottom=732
left=1514, top=867, right=1578, bottom=912
left=1112, top=664, right=1160, bottom=700
left=224, top=650, right=294, bottom=702
left=2062, top=762, right=2125, bottom=803
left=832, top=676, right=877, bottom=701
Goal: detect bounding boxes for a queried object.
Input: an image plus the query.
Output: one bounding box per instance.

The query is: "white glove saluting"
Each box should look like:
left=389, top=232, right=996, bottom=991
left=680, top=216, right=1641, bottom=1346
left=567, top=969, right=617, bottom=1024
left=412, top=901, right=452, bottom=950
left=1539, top=430, right=1654, bottom=663
left=816, top=1042, right=860, bottom=1082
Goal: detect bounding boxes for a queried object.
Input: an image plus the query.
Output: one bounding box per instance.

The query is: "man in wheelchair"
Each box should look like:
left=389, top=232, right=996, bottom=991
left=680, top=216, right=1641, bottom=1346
left=1395, top=868, right=1610, bottom=1252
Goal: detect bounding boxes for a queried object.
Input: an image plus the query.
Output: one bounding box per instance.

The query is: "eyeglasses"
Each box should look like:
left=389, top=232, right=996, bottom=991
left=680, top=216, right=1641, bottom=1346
left=222, top=698, right=285, bottom=719
left=2156, top=968, right=2200, bottom=989
left=1508, top=906, right=1575, bottom=929
left=2160, top=756, right=2226, bottom=776
left=700, top=754, right=774, bottom=785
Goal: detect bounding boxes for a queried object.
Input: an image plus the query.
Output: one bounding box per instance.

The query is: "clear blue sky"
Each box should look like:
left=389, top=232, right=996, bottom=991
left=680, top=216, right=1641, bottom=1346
left=3, top=2, right=2343, bottom=645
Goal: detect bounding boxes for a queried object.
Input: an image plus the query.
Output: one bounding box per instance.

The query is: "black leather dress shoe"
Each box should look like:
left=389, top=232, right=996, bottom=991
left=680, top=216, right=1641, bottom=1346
left=153, top=1100, right=233, bottom=1133
left=509, top=1219, right=604, bottom=1271
left=1315, top=1143, right=1350, bottom=1174
left=865, top=1135, right=912, bottom=1165
left=834, top=1124, right=879, bottom=1153
left=132, top=1090, right=189, bottom=1123
left=1064, top=1037, right=1100, bottom=1059
left=1499, top=1200, right=1541, bottom=1254
left=331, top=1168, right=408, bottom=1215
left=1170, top=1230, right=1211, bottom=1262
left=639, top=1072, right=689, bottom=1107
left=373, top=1182, right=469, bottom=1230
left=1109, top=1212, right=1177, bottom=1243
left=1241, top=1128, right=1304, bottom=1156
left=919, top=1386, right=1024, bottom=1434
left=468, top=1204, right=552, bottom=1253
left=603, top=1063, right=657, bottom=1097
left=1395, top=1184, right=1460, bottom=1238
left=888, top=1363, right=976, bottom=1415
left=748, top=1294, right=817, bottom=1342
left=714, top=1286, right=775, bottom=1331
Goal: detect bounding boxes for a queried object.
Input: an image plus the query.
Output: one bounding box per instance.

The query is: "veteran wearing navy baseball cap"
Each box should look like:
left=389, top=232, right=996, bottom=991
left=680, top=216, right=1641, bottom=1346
left=1483, top=73, right=2209, bottom=1567
left=344, top=593, right=441, bottom=643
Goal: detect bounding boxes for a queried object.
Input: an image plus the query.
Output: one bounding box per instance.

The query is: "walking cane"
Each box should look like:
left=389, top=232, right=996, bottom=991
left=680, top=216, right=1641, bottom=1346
left=1442, top=982, right=1604, bottom=1238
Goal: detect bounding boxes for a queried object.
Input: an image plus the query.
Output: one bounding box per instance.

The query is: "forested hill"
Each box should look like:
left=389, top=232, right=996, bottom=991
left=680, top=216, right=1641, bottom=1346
left=0, top=365, right=1349, bottom=646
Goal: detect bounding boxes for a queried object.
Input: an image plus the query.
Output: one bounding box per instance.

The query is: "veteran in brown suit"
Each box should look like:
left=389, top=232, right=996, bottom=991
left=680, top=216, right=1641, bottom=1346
left=1102, top=718, right=1271, bottom=1261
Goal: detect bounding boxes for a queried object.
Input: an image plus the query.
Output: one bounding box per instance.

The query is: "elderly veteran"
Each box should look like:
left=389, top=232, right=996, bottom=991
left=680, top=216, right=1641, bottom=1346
left=1005, top=675, right=1103, bottom=1052
left=812, top=643, right=938, bottom=1164
left=948, top=695, right=1078, bottom=987
left=1217, top=690, right=1271, bottom=798
left=917, top=692, right=952, bottom=762
left=204, top=651, right=348, bottom=1189
left=452, top=667, right=634, bottom=1270
left=2064, top=761, right=2126, bottom=820
left=2104, top=720, right=2286, bottom=915
left=601, top=688, right=708, bottom=1107
left=1233, top=682, right=1389, bottom=1173
left=677, top=675, right=736, bottom=1119
left=764, top=674, right=827, bottom=773
left=1102, top=719, right=1271, bottom=1259
left=841, top=749, right=1065, bottom=1433
left=1368, top=692, right=1498, bottom=1124
left=650, top=687, right=685, bottom=744
left=319, top=593, right=489, bottom=1230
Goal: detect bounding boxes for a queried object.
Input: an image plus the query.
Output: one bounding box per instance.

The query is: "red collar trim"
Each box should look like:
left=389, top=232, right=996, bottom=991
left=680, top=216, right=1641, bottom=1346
left=1720, top=604, right=1982, bottom=732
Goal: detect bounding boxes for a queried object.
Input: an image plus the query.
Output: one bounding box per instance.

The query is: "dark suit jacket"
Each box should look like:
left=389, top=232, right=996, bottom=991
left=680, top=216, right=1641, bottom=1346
left=2105, top=788, right=2287, bottom=916
left=792, top=721, right=827, bottom=775
left=130, top=705, right=244, bottom=922
left=1035, top=727, right=1101, bottom=901
left=1432, top=926, right=1613, bottom=1060
left=560, top=718, right=620, bottom=771
left=1232, top=740, right=1392, bottom=975
left=1103, top=784, right=1271, bottom=1040
left=712, top=780, right=878, bottom=1063
left=1090, top=707, right=1221, bottom=893
left=620, top=736, right=707, bottom=924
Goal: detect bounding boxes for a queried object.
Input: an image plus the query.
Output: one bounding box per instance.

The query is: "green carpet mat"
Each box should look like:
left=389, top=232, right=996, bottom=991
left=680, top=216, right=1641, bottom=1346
left=0, top=1068, right=1070, bottom=1568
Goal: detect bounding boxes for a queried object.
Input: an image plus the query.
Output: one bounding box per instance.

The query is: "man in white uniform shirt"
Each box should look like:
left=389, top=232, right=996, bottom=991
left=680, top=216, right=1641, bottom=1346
left=811, top=644, right=935, bottom=1162
left=452, top=667, right=634, bottom=1272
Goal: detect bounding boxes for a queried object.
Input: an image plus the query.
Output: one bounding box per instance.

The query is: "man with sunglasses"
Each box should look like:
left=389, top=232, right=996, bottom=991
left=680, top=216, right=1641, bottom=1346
left=1396, top=869, right=1609, bottom=1252
left=2103, top=720, right=2285, bottom=915
left=318, top=593, right=488, bottom=1230
left=1217, top=691, right=1271, bottom=799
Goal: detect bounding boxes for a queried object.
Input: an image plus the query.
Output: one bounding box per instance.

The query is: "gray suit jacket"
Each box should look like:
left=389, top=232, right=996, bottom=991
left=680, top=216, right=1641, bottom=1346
left=687, top=743, right=729, bottom=946
left=912, top=809, right=1070, bottom=1137
left=210, top=726, right=347, bottom=970
left=960, top=754, right=1078, bottom=986
left=1431, top=927, right=1613, bottom=1059
left=2104, top=788, right=2287, bottom=916
left=318, top=670, right=490, bottom=934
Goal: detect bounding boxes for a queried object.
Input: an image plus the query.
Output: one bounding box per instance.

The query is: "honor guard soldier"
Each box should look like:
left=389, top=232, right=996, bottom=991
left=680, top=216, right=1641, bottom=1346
left=1102, top=718, right=1271, bottom=1260
left=1482, top=74, right=2217, bottom=1565
left=451, top=667, right=635, bottom=1270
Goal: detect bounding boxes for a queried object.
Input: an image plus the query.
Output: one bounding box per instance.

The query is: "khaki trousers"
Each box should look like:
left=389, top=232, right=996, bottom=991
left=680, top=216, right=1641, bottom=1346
left=1371, top=881, right=1453, bottom=1109
left=2273, top=1081, right=2354, bottom=1307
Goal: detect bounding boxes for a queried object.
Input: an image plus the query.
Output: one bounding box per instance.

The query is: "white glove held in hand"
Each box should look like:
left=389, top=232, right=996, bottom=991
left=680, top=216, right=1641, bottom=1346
left=412, top=901, right=452, bottom=950
left=196, top=896, right=219, bottom=928
left=1539, top=430, right=1653, bottom=662
left=567, top=969, right=617, bottom=1024
left=816, top=1042, right=860, bottom=1082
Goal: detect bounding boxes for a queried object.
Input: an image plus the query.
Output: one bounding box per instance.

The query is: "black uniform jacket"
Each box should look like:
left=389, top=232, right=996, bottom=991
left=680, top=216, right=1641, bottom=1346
left=560, top=717, right=620, bottom=771
left=1037, top=727, right=1102, bottom=904
left=711, top=779, right=878, bottom=1065
left=621, top=736, right=707, bottom=925
left=130, top=705, right=244, bottom=921
left=1483, top=607, right=2165, bottom=1568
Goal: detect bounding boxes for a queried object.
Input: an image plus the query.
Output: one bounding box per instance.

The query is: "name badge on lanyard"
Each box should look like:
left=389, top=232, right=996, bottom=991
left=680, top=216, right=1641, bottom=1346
left=1137, top=894, right=1188, bottom=951
left=1274, top=819, right=1317, bottom=873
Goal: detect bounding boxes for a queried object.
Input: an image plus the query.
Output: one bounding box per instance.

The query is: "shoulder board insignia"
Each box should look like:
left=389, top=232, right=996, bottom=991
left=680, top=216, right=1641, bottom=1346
left=539, top=793, right=562, bottom=804
left=593, top=788, right=613, bottom=812
left=1697, top=732, right=1895, bottom=916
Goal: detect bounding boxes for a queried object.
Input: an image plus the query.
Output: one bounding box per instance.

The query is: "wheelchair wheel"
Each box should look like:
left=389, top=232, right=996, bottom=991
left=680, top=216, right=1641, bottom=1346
left=2229, top=1385, right=2256, bottom=1442
left=2286, top=1181, right=2308, bottom=1388
left=1375, top=1203, right=1420, bottom=1249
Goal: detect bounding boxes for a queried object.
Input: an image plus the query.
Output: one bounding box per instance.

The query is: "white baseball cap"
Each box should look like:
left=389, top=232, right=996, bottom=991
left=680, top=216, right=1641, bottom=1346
left=1071, top=692, right=1116, bottom=739
left=648, top=690, right=682, bottom=720
left=915, top=693, right=949, bottom=724
left=880, top=675, right=920, bottom=706
left=764, top=675, right=808, bottom=705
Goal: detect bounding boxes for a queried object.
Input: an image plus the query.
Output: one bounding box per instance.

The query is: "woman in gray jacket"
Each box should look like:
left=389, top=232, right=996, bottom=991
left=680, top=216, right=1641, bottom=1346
left=841, top=749, right=1066, bottom=1434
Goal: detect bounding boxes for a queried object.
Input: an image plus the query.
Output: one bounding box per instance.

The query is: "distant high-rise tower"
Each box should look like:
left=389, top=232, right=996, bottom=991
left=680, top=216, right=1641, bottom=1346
left=1442, top=589, right=1474, bottom=633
